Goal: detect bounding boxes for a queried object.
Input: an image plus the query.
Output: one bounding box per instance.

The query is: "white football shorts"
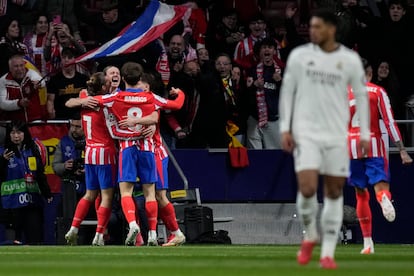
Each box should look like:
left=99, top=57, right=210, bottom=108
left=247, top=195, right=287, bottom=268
left=293, top=137, right=350, bottom=177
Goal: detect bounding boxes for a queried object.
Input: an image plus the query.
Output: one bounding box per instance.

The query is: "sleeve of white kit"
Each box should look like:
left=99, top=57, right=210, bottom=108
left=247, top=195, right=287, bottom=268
left=279, top=51, right=298, bottom=133
left=349, top=55, right=370, bottom=141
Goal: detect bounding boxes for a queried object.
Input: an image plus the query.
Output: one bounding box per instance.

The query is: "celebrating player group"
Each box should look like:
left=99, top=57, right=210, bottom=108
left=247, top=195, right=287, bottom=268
left=63, top=62, right=186, bottom=247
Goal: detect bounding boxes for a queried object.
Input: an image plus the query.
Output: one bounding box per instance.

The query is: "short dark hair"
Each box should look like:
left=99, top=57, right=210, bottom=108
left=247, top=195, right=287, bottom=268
left=389, top=0, right=407, bottom=10
left=361, top=58, right=371, bottom=70
left=121, top=62, right=143, bottom=86
left=254, top=37, right=277, bottom=55
left=61, top=47, right=75, bottom=58
left=312, top=8, right=338, bottom=27
left=140, top=73, right=154, bottom=87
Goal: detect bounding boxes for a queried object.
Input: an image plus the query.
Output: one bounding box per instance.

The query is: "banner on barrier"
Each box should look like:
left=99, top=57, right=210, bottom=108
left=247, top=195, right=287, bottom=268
left=29, top=123, right=68, bottom=193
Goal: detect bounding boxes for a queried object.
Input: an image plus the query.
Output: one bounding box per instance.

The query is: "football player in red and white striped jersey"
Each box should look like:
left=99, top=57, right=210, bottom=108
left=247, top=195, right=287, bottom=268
left=348, top=58, right=412, bottom=254
left=119, top=73, right=186, bottom=246
left=64, top=72, right=117, bottom=246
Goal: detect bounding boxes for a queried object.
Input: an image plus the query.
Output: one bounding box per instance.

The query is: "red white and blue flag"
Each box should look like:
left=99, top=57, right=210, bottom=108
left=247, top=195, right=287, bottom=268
left=75, top=0, right=187, bottom=63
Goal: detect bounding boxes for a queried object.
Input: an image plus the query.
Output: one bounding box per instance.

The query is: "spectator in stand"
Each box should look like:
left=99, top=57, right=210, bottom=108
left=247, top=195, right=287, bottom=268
left=78, top=0, right=130, bottom=46
left=234, top=13, right=282, bottom=71
left=201, top=53, right=246, bottom=148
left=181, top=1, right=208, bottom=50
left=166, top=60, right=204, bottom=148
left=206, top=9, right=245, bottom=58
left=245, top=38, right=283, bottom=149
left=23, top=14, right=49, bottom=78
left=379, top=0, right=414, bottom=105
left=44, top=21, right=86, bottom=76
left=221, top=0, right=263, bottom=25
left=156, top=34, right=197, bottom=87
left=334, top=0, right=370, bottom=50
left=0, top=16, right=28, bottom=76
left=359, top=0, right=413, bottom=104
left=197, top=47, right=213, bottom=74
left=37, top=0, right=82, bottom=41
left=46, top=48, right=88, bottom=119
left=372, top=60, right=403, bottom=119
left=0, top=120, right=52, bottom=244
left=0, top=55, right=46, bottom=122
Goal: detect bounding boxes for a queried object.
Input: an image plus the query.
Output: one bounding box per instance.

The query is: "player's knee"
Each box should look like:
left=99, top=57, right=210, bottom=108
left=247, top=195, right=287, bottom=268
left=325, top=188, right=343, bottom=199
left=300, top=188, right=317, bottom=198
left=83, top=191, right=98, bottom=201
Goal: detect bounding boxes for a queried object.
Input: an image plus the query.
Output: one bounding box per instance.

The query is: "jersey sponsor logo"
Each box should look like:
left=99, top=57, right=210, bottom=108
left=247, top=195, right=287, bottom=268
left=306, top=69, right=342, bottom=86
left=124, top=96, right=148, bottom=103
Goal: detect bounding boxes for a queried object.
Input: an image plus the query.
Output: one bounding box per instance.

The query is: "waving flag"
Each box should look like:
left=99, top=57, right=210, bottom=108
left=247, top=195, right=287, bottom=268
left=75, top=0, right=188, bottom=63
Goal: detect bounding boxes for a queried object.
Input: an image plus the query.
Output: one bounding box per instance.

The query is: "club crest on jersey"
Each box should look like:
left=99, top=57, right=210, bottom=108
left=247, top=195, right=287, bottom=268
left=336, top=62, right=343, bottom=70
left=307, top=61, right=315, bottom=66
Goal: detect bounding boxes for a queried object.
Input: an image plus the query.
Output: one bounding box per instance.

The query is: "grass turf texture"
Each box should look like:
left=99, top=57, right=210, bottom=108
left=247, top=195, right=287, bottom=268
left=0, top=244, right=413, bottom=275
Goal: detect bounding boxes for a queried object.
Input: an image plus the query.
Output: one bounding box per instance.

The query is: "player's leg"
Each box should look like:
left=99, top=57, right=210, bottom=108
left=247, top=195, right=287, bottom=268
left=138, top=150, right=158, bottom=246
left=93, top=187, right=113, bottom=246
left=296, top=170, right=319, bottom=265
left=65, top=189, right=99, bottom=245
left=65, top=164, right=99, bottom=245
left=349, top=159, right=374, bottom=254
left=367, top=157, right=395, bottom=222
left=319, top=143, right=349, bottom=269
left=92, top=164, right=116, bottom=246
left=319, top=175, right=344, bottom=269
left=118, top=146, right=141, bottom=245
left=157, top=190, right=186, bottom=246
left=293, top=139, right=322, bottom=265
left=143, top=183, right=158, bottom=245
left=120, top=181, right=140, bottom=245
left=355, top=187, right=374, bottom=254
left=155, top=156, right=185, bottom=246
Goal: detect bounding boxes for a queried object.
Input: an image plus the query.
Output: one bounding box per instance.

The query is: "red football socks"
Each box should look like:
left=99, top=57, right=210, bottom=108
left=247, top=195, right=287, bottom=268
left=146, top=201, right=158, bottom=231
left=72, top=198, right=92, bottom=228
left=159, top=203, right=179, bottom=232
left=121, top=196, right=137, bottom=224
left=96, top=206, right=111, bottom=234
left=356, top=190, right=372, bottom=237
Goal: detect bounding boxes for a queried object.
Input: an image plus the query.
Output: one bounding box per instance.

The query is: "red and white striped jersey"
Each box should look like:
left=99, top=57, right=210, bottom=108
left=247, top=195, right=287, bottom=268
left=152, top=91, right=186, bottom=160
left=348, top=82, right=402, bottom=159
left=80, top=90, right=117, bottom=165
left=99, top=89, right=185, bottom=152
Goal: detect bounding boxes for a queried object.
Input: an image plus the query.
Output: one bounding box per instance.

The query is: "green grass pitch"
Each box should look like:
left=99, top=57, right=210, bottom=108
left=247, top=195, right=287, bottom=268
left=0, top=244, right=413, bottom=275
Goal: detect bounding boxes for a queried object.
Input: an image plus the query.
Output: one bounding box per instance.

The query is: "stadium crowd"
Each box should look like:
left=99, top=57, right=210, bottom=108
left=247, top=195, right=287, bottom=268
left=0, top=0, right=414, bottom=247
left=1, top=0, right=413, bottom=149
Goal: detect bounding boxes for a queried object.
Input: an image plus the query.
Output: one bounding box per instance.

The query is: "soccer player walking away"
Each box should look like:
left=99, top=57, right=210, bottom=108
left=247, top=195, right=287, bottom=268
left=279, top=9, right=370, bottom=269
left=348, top=58, right=413, bottom=254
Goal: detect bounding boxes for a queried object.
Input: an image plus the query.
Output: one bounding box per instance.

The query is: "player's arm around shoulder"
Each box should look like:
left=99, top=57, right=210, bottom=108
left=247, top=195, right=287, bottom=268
left=153, top=87, right=185, bottom=110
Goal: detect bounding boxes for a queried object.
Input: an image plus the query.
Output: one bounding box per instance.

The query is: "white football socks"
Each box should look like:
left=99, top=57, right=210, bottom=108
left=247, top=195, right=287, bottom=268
left=296, top=192, right=319, bottom=242
left=320, top=196, right=343, bottom=259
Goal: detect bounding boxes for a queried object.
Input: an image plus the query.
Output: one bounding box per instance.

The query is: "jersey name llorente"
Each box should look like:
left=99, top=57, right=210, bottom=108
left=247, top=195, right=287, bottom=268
left=79, top=89, right=117, bottom=165
left=279, top=43, right=370, bottom=143
left=348, top=82, right=402, bottom=159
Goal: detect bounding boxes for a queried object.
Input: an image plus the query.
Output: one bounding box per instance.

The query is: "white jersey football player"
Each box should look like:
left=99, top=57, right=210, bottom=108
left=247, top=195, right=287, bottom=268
left=279, top=9, right=370, bottom=269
